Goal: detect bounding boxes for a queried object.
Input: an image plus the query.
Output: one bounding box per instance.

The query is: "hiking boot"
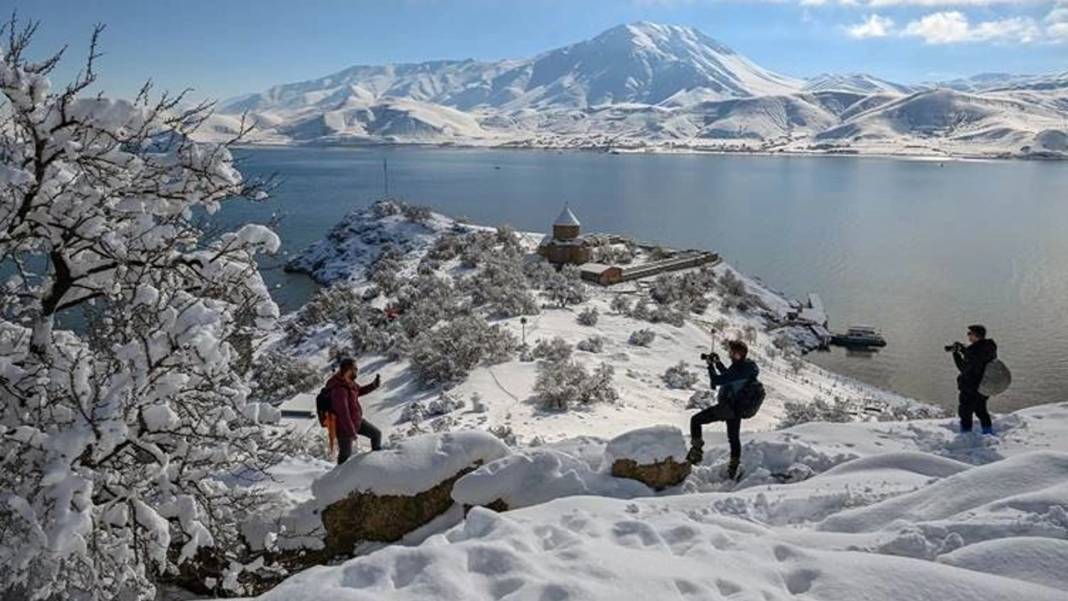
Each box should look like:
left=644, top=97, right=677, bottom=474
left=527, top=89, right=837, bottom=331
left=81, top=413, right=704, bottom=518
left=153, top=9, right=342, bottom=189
left=727, top=455, right=741, bottom=480
left=686, top=440, right=704, bottom=465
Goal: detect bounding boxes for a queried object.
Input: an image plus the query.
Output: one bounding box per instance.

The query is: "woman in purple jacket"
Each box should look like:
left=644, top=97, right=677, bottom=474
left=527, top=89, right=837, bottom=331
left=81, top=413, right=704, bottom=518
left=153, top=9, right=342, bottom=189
left=326, top=357, right=382, bottom=464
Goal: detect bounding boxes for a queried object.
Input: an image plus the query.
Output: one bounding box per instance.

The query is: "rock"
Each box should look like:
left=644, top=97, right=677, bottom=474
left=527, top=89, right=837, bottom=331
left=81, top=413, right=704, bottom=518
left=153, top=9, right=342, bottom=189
left=609, top=457, right=691, bottom=491
left=603, top=425, right=691, bottom=490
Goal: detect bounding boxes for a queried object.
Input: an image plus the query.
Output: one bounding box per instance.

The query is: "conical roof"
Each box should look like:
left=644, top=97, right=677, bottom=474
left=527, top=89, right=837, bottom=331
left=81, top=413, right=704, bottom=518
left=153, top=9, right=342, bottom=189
left=554, top=205, right=580, bottom=227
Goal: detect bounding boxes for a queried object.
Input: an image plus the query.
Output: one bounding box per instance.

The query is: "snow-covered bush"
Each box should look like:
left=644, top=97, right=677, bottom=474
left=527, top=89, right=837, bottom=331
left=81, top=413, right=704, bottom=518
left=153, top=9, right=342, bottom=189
left=630, top=301, right=651, bottom=320
left=629, top=329, right=656, bottom=347
left=249, top=352, right=322, bottom=405
left=610, top=294, right=632, bottom=314
left=402, top=203, right=432, bottom=223
left=577, top=335, right=608, bottom=353
left=399, top=393, right=465, bottom=425
left=534, top=359, right=619, bottom=410
left=686, top=389, right=716, bottom=410
left=292, top=285, right=364, bottom=330
left=428, top=232, right=463, bottom=261
left=777, top=397, right=856, bottom=429
left=523, top=256, right=556, bottom=290
left=494, top=224, right=523, bottom=253
left=577, top=306, right=599, bottom=326
left=662, top=361, right=700, bottom=390
left=0, top=24, right=288, bottom=599
left=531, top=336, right=574, bottom=363
left=719, top=270, right=748, bottom=297
left=545, top=264, right=588, bottom=307
left=464, top=251, right=539, bottom=317
left=368, top=245, right=404, bottom=295
left=409, top=316, right=518, bottom=387
left=649, top=305, right=686, bottom=327
left=459, top=230, right=497, bottom=268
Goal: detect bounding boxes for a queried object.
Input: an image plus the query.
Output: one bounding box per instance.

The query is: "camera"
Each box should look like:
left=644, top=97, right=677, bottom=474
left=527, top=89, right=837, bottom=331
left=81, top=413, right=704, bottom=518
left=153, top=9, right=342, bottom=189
left=700, top=352, right=718, bottom=362
left=944, top=342, right=964, bottom=352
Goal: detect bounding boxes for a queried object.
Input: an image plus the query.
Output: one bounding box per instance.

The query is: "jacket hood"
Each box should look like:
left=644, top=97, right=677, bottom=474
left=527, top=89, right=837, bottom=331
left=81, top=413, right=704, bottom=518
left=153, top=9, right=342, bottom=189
left=327, top=373, right=357, bottom=390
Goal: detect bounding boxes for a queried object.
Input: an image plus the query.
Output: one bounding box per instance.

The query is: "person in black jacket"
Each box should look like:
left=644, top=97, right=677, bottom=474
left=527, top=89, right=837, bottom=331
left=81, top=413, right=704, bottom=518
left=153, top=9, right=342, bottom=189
left=687, top=340, right=759, bottom=478
left=951, top=324, right=997, bottom=435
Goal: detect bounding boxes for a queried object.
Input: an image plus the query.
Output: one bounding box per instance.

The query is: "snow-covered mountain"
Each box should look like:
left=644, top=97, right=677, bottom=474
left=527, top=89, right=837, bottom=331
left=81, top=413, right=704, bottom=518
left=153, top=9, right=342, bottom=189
left=206, top=22, right=1068, bottom=159
left=803, top=73, right=915, bottom=95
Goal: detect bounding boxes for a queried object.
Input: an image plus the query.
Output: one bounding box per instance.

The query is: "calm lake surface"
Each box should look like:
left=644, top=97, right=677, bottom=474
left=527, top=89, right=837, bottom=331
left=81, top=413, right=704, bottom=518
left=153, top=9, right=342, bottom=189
left=222, top=146, right=1068, bottom=412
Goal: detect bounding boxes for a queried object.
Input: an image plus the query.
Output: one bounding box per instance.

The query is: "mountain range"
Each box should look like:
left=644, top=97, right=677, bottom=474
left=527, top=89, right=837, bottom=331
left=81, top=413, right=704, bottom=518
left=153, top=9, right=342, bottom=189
left=202, top=22, right=1068, bottom=159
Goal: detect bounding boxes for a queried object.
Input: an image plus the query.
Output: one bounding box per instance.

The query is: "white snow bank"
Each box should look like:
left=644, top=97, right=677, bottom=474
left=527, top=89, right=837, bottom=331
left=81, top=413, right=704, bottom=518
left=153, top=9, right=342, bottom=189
left=257, top=495, right=1068, bottom=601
left=601, top=425, right=687, bottom=468
left=451, top=449, right=648, bottom=510
left=819, top=451, right=1068, bottom=533
left=938, top=537, right=1068, bottom=591
left=311, top=430, right=509, bottom=503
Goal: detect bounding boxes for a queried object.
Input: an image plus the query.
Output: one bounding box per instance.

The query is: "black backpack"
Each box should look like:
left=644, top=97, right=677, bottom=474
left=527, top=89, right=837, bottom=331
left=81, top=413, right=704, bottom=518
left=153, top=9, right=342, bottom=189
left=315, top=386, right=332, bottom=426
left=732, top=379, right=766, bottom=419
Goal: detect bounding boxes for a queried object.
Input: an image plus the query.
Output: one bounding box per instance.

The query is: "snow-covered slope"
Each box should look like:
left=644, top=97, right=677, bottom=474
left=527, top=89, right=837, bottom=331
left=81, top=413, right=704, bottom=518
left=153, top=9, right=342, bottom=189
left=803, top=73, right=915, bottom=95
left=241, top=201, right=1068, bottom=600
left=277, top=201, right=921, bottom=445
left=199, top=21, right=1067, bottom=159
left=255, top=402, right=1068, bottom=601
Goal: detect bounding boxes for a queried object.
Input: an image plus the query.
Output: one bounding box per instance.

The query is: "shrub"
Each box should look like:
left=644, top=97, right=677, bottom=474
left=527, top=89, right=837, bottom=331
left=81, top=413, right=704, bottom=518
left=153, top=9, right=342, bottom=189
left=686, top=389, right=716, bottom=410
left=409, top=315, right=518, bottom=387
left=523, top=256, right=556, bottom=289
left=428, top=232, right=463, bottom=261
left=577, top=306, right=599, bottom=326
left=465, top=251, right=540, bottom=317
left=610, top=294, right=632, bottom=315
left=402, top=203, right=432, bottom=223
left=293, top=285, right=364, bottom=329
left=531, top=336, right=574, bottom=363
left=369, top=246, right=404, bottom=295
left=661, top=361, right=700, bottom=390
left=534, top=359, right=619, bottom=410
left=628, top=329, right=656, bottom=347
left=777, top=396, right=855, bottom=429
left=249, top=352, right=322, bottom=405
left=577, top=335, right=608, bottom=353
left=649, top=305, right=686, bottom=327
left=545, top=264, right=588, bottom=308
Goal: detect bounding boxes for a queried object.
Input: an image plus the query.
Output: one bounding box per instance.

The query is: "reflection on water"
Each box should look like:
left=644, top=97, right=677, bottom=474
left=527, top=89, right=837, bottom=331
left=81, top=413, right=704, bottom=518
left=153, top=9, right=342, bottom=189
left=219, top=146, right=1068, bottom=412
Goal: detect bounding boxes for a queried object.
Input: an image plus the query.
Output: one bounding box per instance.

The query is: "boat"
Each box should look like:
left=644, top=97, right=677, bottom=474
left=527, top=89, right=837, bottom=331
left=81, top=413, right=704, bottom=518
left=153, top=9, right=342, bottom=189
left=831, top=325, right=887, bottom=348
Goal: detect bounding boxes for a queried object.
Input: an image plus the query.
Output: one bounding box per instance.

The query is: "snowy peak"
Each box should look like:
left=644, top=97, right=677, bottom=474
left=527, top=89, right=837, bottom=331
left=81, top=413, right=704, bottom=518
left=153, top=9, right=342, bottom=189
left=219, top=22, right=802, bottom=116
left=521, top=22, right=801, bottom=106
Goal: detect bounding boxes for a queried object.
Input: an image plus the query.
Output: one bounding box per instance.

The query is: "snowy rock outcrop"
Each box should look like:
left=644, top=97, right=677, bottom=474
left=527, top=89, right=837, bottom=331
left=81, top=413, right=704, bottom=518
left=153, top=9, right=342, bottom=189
left=603, top=425, right=692, bottom=491
left=452, top=449, right=649, bottom=511
left=310, top=431, right=509, bottom=554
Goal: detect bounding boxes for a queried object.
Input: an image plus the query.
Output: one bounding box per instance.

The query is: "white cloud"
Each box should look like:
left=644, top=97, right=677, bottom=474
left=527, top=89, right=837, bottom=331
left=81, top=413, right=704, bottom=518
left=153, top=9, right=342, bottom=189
left=846, top=14, right=896, bottom=37
left=866, top=0, right=1036, bottom=7
left=901, top=10, right=1041, bottom=42
left=1047, top=2, right=1068, bottom=40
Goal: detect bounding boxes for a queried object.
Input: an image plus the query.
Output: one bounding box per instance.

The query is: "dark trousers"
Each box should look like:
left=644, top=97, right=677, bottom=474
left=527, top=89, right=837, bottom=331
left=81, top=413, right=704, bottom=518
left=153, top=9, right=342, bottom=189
left=690, top=404, right=741, bottom=458
left=337, top=420, right=383, bottom=464
left=958, top=390, right=992, bottom=432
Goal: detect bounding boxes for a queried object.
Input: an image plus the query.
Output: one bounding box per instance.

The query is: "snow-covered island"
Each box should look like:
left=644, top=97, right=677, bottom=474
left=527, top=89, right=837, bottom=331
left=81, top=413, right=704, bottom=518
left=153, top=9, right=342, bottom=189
left=200, top=23, right=1068, bottom=161
left=233, top=199, right=1068, bottom=600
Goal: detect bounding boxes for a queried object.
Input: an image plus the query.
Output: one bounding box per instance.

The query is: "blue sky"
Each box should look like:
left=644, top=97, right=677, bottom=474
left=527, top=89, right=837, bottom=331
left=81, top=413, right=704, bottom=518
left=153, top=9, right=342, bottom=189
left=9, top=0, right=1067, bottom=101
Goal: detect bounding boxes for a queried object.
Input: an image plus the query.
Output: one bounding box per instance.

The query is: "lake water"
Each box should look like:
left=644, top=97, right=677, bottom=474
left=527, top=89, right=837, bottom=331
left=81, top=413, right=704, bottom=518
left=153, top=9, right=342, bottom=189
left=221, top=146, right=1068, bottom=412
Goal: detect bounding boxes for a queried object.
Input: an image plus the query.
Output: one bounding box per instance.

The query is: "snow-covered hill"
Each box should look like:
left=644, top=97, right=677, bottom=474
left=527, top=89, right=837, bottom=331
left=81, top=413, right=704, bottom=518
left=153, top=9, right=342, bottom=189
left=275, top=200, right=922, bottom=445
left=200, top=22, right=1067, bottom=159
left=233, top=201, right=1068, bottom=600
left=257, top=401, right=1068, bottom=600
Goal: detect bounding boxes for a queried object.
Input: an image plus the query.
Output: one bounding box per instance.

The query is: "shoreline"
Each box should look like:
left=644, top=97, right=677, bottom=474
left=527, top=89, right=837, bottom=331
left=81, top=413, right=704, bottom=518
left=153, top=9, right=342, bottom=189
left=230, top=139, right=1065, bottom=164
